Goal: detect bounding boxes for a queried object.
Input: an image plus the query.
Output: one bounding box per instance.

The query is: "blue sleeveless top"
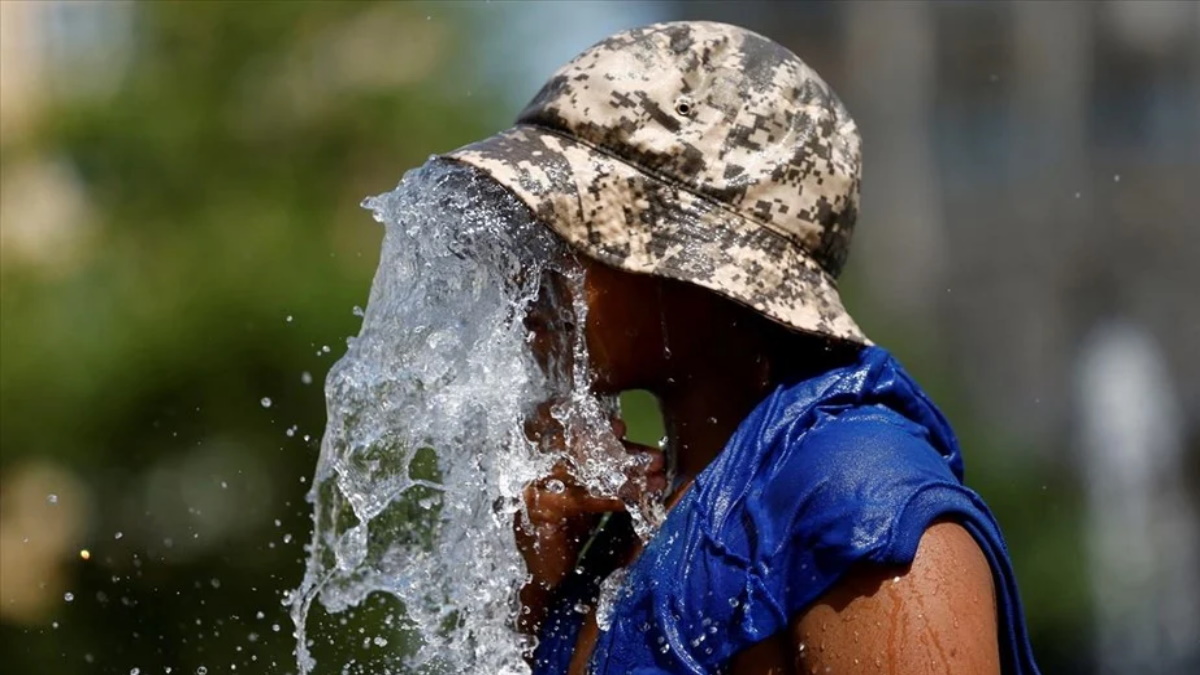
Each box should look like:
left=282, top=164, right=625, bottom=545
left=532, top=346, right=1041, bottom=674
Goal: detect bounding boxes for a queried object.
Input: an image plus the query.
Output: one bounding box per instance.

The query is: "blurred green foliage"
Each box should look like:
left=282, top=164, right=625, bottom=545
left=0, top=2, right=1088, bottom=674
left=1, top=2, right=498, bottom=673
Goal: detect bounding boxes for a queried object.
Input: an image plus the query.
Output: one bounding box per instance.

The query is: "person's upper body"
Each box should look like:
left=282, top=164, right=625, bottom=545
left=443, top=21, right=1042, bottom=675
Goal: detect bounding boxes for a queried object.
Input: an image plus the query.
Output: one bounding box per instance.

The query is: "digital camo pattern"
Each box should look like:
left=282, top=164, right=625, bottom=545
left=446, top=21, right=867, bottom=343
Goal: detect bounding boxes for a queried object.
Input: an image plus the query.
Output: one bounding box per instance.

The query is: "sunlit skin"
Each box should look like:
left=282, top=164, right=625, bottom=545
left=518, top=256, right=1001, bottom=675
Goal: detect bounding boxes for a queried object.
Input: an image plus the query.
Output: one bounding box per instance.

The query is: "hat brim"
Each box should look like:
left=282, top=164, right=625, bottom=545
left=443, top=125, right=868, bottom=345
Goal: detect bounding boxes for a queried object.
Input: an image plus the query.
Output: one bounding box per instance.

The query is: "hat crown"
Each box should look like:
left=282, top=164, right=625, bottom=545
left=517, top=21, right=861, bottom=277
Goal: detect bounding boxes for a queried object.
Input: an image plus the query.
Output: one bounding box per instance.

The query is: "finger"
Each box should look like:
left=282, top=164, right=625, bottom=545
left=546, top=462, right=576, bottom=484
left=610, top=417, right=628, bottom=439
left=524, top=484, right=626, bottom=519
left=617, top=474, right=668, bottom=502
left=617, top=440, right=667, bottom=476
left=524, top=401, right=566, bottom=451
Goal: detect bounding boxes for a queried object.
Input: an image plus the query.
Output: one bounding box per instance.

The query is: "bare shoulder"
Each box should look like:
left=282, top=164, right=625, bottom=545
left=790, top=520, right=1001, bottom=675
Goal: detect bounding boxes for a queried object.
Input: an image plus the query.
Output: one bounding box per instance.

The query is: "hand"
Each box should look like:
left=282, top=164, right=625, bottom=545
left=517, top=417, right=667, bottom=584
left=515, top=413, right=666, bottom=634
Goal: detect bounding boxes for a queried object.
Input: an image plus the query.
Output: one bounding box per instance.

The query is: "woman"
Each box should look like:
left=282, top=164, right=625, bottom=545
left=445, top=21, right=1041, bottom=675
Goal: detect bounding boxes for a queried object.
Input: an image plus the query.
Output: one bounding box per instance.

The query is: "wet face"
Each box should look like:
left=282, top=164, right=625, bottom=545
left=522, top=267, right=578, bottom=391
left=575, top=258, right=671, bottom=394
left=524, top=256, right=734, bottom=398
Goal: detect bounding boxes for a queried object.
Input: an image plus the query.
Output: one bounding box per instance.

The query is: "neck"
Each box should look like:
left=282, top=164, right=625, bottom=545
left=656, top=355, right=775, bottom=485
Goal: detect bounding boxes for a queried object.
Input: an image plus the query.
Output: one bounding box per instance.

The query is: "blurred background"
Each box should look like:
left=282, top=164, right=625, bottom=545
left=2, top=1, right=1197, bottom=673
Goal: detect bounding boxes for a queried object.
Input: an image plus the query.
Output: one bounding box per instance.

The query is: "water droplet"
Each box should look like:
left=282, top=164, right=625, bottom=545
left=352, top=306, right=364, bottom=317
left=115, top=531, right=123, bottom=540
left=1113, top=174, right=1121, bottom=182
left=47, top=494, right=58, bottom=505
left=545, top=479, right=566, bottom=494
left=196, top=667, right=207, bottom=675
left=321, top=345, right=331, bottom=354
left=728, top=597, right=738, bottom=608
left=285, top=315, right=293, bottom=323
left=131, top=668, right=140, bottom=675
left=64, top=592, right=74, bottom=602
left=300, top=371, right=313, bottom=385
left=79, top=549, right=90, bottom=560
left=260, top=397, right=272, bottom=408
left=372, top=636, right=388, bottom=647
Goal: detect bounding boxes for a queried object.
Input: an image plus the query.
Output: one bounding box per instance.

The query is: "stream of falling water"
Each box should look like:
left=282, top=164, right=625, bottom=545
left=288, top=159, right=660, bottom=674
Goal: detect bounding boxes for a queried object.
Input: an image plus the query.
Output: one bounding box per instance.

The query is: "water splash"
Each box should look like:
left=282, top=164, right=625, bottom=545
left=289, top=159, right=659, bottom=674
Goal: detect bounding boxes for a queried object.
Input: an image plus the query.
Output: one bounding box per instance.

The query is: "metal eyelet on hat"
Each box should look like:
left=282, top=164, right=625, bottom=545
left=674, top=97, right=695, bottom=117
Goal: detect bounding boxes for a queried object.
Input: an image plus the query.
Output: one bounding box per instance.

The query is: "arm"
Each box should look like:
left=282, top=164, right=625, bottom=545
left=790, top=520, right=1001, bottom=674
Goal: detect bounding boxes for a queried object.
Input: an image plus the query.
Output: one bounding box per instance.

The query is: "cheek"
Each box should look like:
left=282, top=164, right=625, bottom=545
left=578, top=261, right=668, bottom=391
left=582, top=297, right=654, bottom=393
left=582, top=313, right=619, bottom=389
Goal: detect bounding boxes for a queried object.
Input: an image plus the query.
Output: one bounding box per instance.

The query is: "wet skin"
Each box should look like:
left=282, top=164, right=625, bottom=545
left=518, top=257, right=1001, bottom=675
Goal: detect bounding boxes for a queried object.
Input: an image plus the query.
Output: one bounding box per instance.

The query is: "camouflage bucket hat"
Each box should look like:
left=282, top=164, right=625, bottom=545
left=444, top=21, right=868, bottom=344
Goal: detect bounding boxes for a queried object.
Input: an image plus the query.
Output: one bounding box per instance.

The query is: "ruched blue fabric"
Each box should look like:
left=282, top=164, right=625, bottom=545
left=532, top=346, right=1041, bottom=674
